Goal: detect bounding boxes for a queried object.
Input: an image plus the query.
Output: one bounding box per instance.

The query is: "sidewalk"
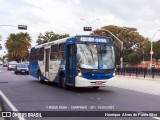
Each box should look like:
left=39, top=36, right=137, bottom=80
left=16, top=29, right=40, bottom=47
left=107, top=75, right=160, bottom=96
left=115, top=75, right=160, bottom=81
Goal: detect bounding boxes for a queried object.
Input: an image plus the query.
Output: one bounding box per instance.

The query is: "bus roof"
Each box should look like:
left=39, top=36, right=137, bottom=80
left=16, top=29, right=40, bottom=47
left=32, top=35, right=113, bottom=49
left=34, top=37, right=70, bottom=49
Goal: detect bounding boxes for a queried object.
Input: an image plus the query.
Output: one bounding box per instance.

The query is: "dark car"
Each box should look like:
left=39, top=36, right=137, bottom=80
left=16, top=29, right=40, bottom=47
left=15, top=64, right=29, bottom=75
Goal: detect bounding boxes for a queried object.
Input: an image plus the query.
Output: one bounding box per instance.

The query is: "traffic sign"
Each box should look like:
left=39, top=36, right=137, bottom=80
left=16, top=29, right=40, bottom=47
left=150, top=51, right=154, bottom=55
left=83, top=27, right=92, bottom=31
left=18, top=25, right=27, bottom=30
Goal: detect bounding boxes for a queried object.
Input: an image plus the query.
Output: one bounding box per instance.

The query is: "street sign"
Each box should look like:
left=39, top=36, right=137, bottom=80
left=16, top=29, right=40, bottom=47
left=150, top=51, right=154, bottom=55
left=18, top=25, right=27, bottom=30
left=83, top=27, right=92, bottom=31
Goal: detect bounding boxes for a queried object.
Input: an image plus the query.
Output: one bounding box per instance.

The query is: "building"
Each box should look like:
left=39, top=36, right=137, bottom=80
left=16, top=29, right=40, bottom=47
left=134, top=61, right=160, bottom=68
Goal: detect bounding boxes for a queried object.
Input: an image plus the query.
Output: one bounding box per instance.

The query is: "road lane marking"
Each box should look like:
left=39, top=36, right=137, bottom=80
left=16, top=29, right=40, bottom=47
left=153, top=117, right=160, bottom=120
left=0, top=90, right=25, bottom=120
left=0, top=90, right=160, bottom=120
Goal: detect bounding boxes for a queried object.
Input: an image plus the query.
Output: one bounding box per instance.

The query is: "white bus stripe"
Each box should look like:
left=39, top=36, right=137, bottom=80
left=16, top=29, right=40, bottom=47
left=0, top=90, right=25, bottom=120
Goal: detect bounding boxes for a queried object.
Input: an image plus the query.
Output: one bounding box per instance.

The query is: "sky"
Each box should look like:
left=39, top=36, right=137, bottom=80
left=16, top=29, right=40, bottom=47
left=1, top=0, right=160, bottom=55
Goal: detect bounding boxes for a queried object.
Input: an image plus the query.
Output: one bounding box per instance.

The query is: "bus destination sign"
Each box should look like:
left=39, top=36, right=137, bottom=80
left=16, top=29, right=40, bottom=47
left=76, top=36, right=112, bottom=44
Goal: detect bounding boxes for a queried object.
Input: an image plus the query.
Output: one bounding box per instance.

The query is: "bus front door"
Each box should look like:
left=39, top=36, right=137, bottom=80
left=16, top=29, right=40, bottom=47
left=66, top=45, right=76, bottom=86
left=45, top=48, right=50, bottom=80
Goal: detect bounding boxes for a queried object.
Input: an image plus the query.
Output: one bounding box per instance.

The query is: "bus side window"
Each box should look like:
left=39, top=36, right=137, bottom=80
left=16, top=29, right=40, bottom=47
left=58, top=43, right=66, bottom=60
left=50, top=53, right=58, bottom=60
left=50, top=44, right=59, bottom=60
left=38, top=47, right=44, bottom=61
left=30, top=49, right=38, bottom=61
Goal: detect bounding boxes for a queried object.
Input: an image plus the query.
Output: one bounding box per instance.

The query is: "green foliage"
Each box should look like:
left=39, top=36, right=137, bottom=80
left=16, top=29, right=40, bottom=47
left=5, top=32, right=31, bottom=62
left=36, top=31, right=70, bottom=45
left=152, top=40, right=160, bottom=60
left=93, top=25, right=149, bottom=65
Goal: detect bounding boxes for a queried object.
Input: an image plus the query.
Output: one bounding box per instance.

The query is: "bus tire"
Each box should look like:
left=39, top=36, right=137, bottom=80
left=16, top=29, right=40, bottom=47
left=60, top=76, right=68, bottom=89
left=37, top=71, right=44, bottom=83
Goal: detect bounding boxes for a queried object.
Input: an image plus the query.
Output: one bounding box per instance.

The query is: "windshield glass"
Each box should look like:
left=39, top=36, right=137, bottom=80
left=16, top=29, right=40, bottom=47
left=76, top=44, right=115, bottom=69
left=17, top=64, right=28, bottom=68
left=9, top=61, right=18, bottom=65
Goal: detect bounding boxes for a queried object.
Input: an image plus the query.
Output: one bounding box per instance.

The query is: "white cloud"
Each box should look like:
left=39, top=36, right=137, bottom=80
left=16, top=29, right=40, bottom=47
left=1, top=0, right=160, bottom=55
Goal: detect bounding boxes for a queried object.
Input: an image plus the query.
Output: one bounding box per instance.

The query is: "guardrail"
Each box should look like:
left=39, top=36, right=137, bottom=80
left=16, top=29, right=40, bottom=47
left=115, top=67, right=160, bottom=79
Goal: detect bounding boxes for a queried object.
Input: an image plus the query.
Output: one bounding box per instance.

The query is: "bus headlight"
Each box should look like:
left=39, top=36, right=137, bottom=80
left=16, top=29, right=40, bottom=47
left=77, top=68, right=82, bottom=77
left=78, top=72, right=82, bottom=77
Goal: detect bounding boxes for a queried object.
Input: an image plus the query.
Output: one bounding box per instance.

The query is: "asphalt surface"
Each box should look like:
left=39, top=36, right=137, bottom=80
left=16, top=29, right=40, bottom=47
left=0, top=65, right=160, bottom=120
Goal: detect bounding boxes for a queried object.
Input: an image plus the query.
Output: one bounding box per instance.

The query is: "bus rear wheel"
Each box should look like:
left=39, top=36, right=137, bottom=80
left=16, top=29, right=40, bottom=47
left=60, top=76, right=68, bottom=89
left=37, top=71, right=44, bottom=83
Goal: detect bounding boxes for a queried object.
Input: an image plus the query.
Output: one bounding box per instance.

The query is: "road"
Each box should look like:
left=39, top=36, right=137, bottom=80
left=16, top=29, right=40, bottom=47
left=0, top=65, right=160, bottom=120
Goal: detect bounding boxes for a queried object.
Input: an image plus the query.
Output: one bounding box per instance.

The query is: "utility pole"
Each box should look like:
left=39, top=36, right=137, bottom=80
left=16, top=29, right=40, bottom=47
left=80, top=18, right=99, bottom=32
left=150, top=30, right=160, bottom=66
left=101, top=29, right=123, bottom=68
left=0, top=24, right=27, bottom=54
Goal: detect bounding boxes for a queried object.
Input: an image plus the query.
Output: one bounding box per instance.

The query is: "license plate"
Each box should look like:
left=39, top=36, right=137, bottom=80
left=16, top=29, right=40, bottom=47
left=95, top=81, right=102, bottom=85
left=21, top=71, right=25, bottom=72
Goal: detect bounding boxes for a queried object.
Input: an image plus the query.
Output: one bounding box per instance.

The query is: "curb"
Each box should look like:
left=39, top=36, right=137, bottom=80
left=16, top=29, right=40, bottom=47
left=115, top=75, right=160, bottom=81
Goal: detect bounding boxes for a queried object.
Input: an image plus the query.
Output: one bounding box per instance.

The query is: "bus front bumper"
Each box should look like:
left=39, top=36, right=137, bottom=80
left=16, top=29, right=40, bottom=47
left=75, top=76, right=111, bottom=87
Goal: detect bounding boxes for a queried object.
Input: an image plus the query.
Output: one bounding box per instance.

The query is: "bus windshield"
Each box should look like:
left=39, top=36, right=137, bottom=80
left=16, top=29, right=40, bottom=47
left=76, top=44, right=115, bottom=69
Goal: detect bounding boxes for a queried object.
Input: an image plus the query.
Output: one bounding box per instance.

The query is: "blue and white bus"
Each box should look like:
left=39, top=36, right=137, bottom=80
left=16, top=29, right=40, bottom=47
left=29, top=35, right=115, bottom=89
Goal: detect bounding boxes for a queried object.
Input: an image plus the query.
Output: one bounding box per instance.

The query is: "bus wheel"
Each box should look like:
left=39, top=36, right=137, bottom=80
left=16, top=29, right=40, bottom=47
left=61, top=76, right=68, bottom=89
left=37, top=71, right=43, bottom=83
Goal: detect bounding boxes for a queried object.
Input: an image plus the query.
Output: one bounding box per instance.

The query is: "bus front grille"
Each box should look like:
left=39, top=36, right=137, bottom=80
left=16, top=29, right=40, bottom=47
left=82, top=72, right=112, bottom=80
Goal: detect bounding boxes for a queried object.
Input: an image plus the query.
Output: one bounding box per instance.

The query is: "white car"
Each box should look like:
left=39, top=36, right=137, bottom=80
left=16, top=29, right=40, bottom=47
left=8, top=61, right=18, bottom=70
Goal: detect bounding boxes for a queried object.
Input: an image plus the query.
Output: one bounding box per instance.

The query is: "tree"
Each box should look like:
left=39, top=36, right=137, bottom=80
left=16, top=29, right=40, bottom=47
left=151, top=40, right=160, bottom=61
left=93, top=25, right=149, bottom=65
left=5, top=32, right=31, bottom=62
left=36, top=31, right=70, bottom=45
